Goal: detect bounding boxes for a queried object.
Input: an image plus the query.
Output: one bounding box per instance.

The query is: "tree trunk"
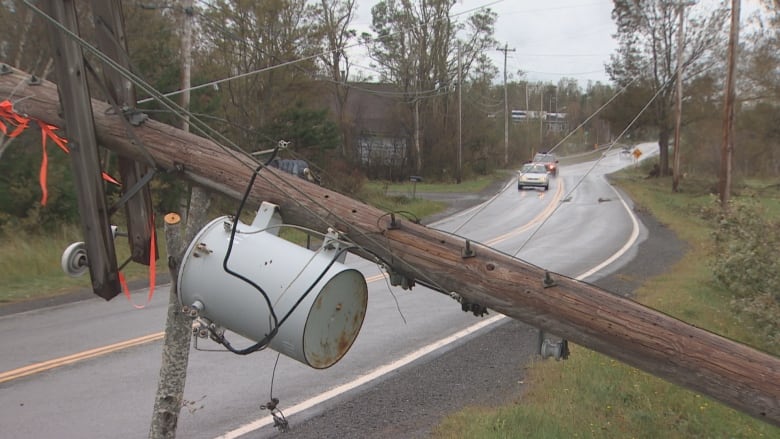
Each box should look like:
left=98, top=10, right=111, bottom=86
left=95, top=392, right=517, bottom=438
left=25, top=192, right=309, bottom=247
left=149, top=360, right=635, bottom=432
left=148, top=188, right=210, bottom=439
left=658, top=125, right=671, bottom=176
left=149, top=213, right=192, bottom=439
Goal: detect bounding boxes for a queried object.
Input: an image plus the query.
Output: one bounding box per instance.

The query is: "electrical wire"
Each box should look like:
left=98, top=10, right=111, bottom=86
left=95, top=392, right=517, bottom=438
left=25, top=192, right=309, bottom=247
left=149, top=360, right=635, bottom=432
left=217, top=147, right=281, bottom=355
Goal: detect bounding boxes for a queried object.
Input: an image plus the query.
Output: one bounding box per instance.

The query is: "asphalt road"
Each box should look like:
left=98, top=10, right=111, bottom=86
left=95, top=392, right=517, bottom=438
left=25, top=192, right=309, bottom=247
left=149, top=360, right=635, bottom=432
left=0, top=143, right=667, bottom=439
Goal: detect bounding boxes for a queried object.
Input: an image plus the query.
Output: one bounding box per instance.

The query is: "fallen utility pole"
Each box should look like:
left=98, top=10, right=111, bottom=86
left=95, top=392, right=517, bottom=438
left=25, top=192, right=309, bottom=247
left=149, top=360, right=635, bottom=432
left=40, top=1, right=121, bottom=300
left=1, top=67, right=778, bottom=427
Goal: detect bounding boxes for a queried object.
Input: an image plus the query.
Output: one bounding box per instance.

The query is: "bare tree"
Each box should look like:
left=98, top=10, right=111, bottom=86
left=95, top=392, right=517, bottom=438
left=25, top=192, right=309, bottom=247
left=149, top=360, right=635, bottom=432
left=314, top=0, right=357, bottom=158
left=362, top=0, right=496, bottom=174
left=607, top=0, right=728, bottom=176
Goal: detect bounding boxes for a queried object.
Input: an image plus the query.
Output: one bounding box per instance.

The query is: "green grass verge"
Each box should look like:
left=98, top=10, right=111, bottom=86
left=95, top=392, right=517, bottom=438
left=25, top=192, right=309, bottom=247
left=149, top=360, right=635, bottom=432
left=0, top=224, right=170, bottom=304
left=432, top=170, right=780, bottom=439
left=364, top=172, right=506, bottom=195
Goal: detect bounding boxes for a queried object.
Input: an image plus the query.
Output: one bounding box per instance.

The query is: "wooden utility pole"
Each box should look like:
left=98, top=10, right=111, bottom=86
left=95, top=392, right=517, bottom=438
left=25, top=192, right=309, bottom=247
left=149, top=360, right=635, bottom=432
left=457, top=41, right=462, bottom=184
left=90, top=0, right=156, bottom=265
left=672, top=1, right=693, bottom=193
left=719, top=0, right=740, bottom=208
left=41, top=0, right=121, bottom=300
left=497, top=44, right=515, bottom=166
left=150, top=2, right=204, bottom=437
left=1, top=68, right=778, bottom=427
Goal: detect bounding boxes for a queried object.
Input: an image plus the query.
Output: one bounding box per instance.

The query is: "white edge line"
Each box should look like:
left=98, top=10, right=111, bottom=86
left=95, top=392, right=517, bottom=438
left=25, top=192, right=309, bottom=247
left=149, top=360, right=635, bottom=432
left=218, top=169, right=642, bottom=439
left=216, top=314, right=505, bottom=439
left=575, top=176, right=640, bottom=281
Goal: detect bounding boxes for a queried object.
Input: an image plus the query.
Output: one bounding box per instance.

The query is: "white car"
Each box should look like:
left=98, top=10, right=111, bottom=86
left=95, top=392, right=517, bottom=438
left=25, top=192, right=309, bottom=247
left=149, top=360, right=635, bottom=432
left=517, top=163, right=550, bottom=191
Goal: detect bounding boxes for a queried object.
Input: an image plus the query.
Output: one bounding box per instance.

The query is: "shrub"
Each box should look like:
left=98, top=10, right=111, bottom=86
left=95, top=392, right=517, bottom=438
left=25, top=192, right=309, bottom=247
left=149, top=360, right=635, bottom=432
left=705, top=197, right=780, bottom=350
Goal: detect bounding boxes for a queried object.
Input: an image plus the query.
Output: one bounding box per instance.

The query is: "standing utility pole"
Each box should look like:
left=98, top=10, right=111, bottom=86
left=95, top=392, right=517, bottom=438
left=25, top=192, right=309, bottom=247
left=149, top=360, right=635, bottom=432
left=150, top=2, right=202, bottom=437
left=539, top=86, right=543, bottom=153
left=456, top=41, right=462, bottom=184
left=180, top=0, right=193, bottom=134
left=672, top=1, right=693, bottom=192
left=719, top=0, right=740, bottom=208
left=91, top=0, right=156, bottom=266
left=497, top=44, right=515, bottom=166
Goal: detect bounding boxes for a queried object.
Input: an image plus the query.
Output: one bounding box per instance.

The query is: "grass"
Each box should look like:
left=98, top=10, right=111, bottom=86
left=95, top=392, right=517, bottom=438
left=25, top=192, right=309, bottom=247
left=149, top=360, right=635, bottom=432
left=364, top=172, right=506, bottom=195
left=432, top=168, right=780, bottom=439
left=0, top=224, right=170, bottom=304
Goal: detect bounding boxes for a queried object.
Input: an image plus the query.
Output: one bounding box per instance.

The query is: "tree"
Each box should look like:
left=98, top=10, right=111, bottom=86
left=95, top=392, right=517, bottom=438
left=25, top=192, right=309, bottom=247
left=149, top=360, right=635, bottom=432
left=197, top=0, right=321, bottom=150
left=362, top=0, right=497, bottom=175
left=0, top=0, right=55, bottom=161
left=313, top=0, right=358, bottom=159
left=607, top=0, right=728, bottom=176
left=738, top=1, right=780, bottom=177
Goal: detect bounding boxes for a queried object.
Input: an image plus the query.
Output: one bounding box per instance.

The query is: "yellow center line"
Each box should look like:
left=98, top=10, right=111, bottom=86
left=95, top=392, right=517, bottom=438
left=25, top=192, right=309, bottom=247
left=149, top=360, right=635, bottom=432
left=0, top=332, right=164, bottom=384
left=484, top=178, right=565, bottom=247
left=1, top=274, right=391, bottom=384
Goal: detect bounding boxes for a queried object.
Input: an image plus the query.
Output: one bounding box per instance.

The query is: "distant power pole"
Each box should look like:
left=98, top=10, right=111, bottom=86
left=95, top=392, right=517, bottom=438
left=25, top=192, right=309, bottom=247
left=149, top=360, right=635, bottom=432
left=719, top=0, right=740, bottom=208
left=497, top=44, right=515, bottom=166
left=457, top=41, right=462, bottom=184
left=672, top=1, right=694, bottom=192
left=180, top=0, right=193, bottom=133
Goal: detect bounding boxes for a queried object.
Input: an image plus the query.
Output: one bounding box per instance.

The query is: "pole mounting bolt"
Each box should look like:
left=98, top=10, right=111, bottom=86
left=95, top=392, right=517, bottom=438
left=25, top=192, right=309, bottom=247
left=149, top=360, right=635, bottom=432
left=462, top=239, right=476, bottom=258
left=543, top=271, right=557, bottom=288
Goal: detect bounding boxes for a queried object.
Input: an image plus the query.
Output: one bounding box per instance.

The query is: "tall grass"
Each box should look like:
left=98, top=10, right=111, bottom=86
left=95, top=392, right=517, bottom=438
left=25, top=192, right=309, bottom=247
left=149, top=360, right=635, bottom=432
left=433, top=170, right=780, bottom=438
left=0, top=224, right=169, bottom=303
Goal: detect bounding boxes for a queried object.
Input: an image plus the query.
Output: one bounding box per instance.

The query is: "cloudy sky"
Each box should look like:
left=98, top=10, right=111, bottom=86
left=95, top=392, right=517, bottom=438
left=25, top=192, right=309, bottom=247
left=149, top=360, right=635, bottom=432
left=349, top=0, right=766, bottom=86
left=349, top=0, right=619, bottom=85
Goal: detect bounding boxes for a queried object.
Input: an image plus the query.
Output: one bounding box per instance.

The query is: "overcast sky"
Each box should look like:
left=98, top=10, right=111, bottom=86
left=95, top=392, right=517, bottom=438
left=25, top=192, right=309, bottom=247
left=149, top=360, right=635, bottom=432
left=349, top=0, right=619, bottom=85
left=348, top=0, right=766, bottom=86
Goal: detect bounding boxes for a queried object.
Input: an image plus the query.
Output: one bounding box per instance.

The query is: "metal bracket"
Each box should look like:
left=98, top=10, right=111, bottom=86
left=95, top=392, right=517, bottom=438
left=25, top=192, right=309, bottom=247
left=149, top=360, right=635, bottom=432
left=108, top=168, right=157, bottom=215
left=322, top=228, right=348, bottom=263
left=449, top=292, right=488, bottom=317
left=124, top=107, right=149, bottom=126
left=387, top=213, right=400, bottom=230
left=541, top=338, right=570, bottom=361
left=389, top=271, right=415, bottom=290
left=543, top=271, right=557, bottom=288
left=461, top=239, right=476, bottom=258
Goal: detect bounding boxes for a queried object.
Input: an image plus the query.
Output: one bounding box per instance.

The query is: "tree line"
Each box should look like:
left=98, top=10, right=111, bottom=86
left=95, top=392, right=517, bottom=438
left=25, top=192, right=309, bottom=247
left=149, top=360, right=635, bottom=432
left=0, top=0, right=778, bottom=232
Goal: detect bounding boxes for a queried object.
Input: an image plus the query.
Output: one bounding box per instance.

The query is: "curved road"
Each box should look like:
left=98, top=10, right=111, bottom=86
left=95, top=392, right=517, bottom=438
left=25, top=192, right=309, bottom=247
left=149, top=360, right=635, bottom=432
left=0, top=144, right=657, bottom=438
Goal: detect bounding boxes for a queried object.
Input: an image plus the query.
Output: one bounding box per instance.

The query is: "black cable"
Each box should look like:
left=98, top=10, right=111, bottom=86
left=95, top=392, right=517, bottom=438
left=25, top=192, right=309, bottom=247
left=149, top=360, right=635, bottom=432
left=218, top=148, right=281, bottom=355
left=276, top=246, right=353, bottom=329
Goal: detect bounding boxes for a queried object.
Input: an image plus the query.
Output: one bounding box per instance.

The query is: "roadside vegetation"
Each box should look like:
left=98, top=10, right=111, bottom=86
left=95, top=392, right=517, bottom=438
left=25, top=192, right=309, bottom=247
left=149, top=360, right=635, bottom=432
left=432, top=163, right=780, bottom=439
